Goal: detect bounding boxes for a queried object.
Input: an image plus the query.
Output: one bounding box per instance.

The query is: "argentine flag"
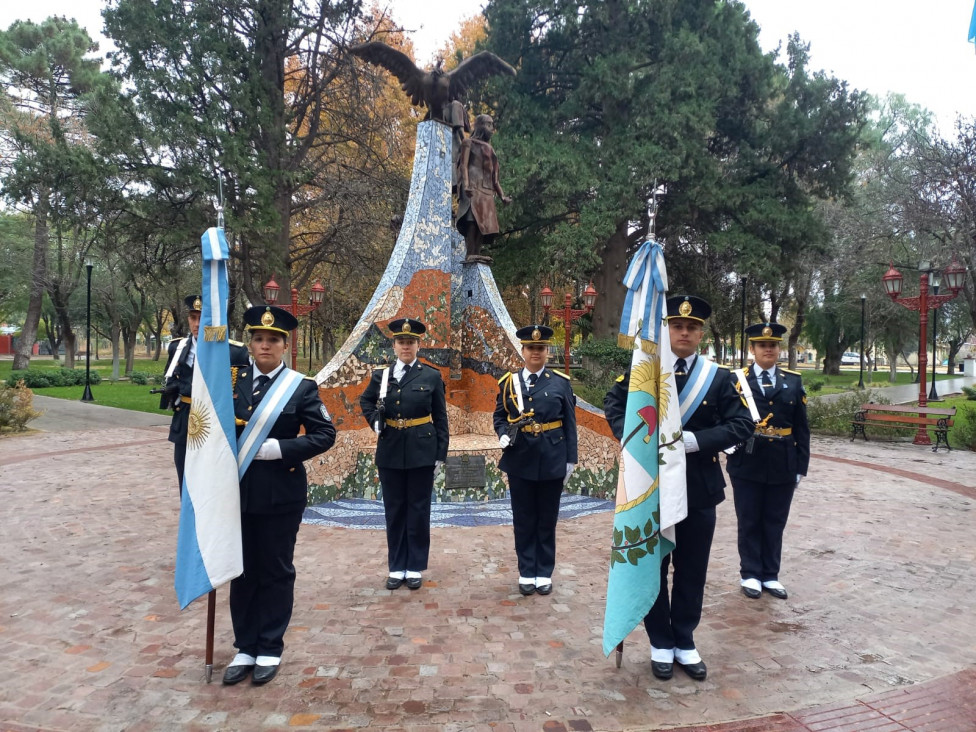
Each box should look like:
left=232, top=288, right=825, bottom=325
left=602, top=241, right=687, bottom=656
left=174, top=227, right=243, bottom=609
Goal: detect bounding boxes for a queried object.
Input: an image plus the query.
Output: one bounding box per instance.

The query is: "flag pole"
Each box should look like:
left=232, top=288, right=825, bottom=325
left=615, top=641, right=623, bottom=668
left=203, top=178, right=226, bottom=684
left=205, top=590, right=217, bottom=682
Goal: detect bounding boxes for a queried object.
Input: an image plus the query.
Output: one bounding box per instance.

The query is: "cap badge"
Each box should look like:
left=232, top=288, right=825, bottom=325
left=403, top=321, right=412, bottom=333
left=193, top=297, right=202, bottom=310
left=762, top=326, right=773, bottom=337
left=678, top=301, right=692, bottom=317
left=532, top=328, right=541, bottom=341
left=261, top=309, right=275, bottom=327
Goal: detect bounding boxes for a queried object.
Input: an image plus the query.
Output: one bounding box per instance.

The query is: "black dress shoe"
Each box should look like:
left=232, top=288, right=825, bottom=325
left=251, top=664, right=279, bottom=685
left=763, top=584, right=788, bottom=600
left=651, top=661, right=673, bottom=680
left=677, top=660, right=707, bottom=681
left=741, top=585, right=761, bottom=599
left=535, top=583, right=552, bottom=595
left=518, top=583, right=536, bottom=595
left=405, top=577, right=422, bottom=590
left=222, top=664, right=253, bottom=685
left=386, top=576, right=405, bottom=590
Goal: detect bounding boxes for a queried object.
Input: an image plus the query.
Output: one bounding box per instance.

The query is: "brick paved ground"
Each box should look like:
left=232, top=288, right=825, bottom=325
left=1, top=415, right=974, bottom=731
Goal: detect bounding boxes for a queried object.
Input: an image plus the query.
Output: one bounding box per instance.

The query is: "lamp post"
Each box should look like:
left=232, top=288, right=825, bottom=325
left=928, top=271, right=942, bottom=401
left=540, top=282, right=598, bottom=376
left=739, top=276, right=747, bottom=368
left=81, top=262, right=94, bottom=402
left=881, top=256, right=966, bottom=444
left=858, top=294, right=866, bottom=390
left=263, top=277, right=326, bottom=371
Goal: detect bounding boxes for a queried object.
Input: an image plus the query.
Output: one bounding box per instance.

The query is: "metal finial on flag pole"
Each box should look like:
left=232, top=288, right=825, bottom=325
left=216, top=177, right=225, bottom=229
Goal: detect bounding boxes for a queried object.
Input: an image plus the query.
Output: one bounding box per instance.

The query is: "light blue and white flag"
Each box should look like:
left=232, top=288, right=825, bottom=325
left=174, top=227, right=243, bottom=610
left=602, top=240, right=687, bottom=656
left=969, top=1, right=976, bottom=44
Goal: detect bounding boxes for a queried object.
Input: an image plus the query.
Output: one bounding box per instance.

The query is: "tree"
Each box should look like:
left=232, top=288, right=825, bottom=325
left=0, top=17, right=103, bottom=370
left=480, top=1, right=865, bottom=345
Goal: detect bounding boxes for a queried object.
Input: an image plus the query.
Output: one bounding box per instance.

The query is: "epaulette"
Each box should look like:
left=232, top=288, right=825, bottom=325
left=780, top=368, right=801, bottom=376
left=615, top=374, right=626, bottom=383
left=172, top=337, right=185, bottom=343
left=229, top=339, right=245, bottom=347
left=376, top=364, right=390, bottom=369
left=498, top=372, right=513, bottom=385
left=550, top=370, right=570, bottom=379
left=303, top=375, right=317, bottom=382
left=717, top=364, right=730, bottom=369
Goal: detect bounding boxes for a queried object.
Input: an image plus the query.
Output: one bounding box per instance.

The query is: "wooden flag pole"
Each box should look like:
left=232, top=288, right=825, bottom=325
left=615, top=640, right=623, bottom=669
left=205, top=589, right=216, bottom=682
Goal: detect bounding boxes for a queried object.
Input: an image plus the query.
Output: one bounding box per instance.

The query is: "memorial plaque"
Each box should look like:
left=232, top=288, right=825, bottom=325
left=445, top=454, right=486, bottom=490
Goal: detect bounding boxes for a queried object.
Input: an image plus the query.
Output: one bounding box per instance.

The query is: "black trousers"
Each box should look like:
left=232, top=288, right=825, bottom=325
left=732, top=477, right=796, bottom=581
left=229, top=509, right=303, bottom=658
left=507, top=475, right=563, bottom=579
left=643, top=506, right=716, bottom=651
left=379, top=466, right=434, bottom=572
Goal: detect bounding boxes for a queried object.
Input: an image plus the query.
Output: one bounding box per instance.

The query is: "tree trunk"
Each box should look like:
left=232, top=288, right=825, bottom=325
left=590, top=221, right=632, bottom=340
left=13, top=210, right=49, bottom=370
left=110, top=322, right=122, bottom=381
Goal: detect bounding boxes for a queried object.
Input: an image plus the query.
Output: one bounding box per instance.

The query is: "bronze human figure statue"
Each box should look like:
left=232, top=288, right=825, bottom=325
left=456, top=114, right=511, bottom=263
left=348, top=42, right=515, bottom=124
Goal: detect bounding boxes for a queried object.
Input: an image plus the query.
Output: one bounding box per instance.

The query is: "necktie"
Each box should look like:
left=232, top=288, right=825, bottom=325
left=761, top=370, right=772, bottom=388
left=253, top=374, right=270, bottom=404
left=674, top=358, right=687, bottom=376
left=395, top=363, right=407, bottom=383
left=527, top=373, right=538, bottom=388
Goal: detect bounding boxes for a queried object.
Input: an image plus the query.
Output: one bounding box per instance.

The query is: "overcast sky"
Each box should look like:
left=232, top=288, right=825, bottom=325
left=1, top=0, right=974, bottom=130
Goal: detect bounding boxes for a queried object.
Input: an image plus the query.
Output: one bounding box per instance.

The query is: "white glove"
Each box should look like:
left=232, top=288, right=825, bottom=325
left=254, top=438, right=281, bottom=461
left=682, top=432, right=699, bottom=453
left=498, top=434, right=511, bottom=449
left=563, top=463, right=576, bottom=486
left=434, top=460, right=445, bottom=477
left=796, top=474, right=803, bottom=485
left=374, top=421, right=382, bottom=435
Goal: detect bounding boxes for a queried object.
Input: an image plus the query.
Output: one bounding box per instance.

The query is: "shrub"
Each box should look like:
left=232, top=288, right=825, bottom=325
left=806, top=390, right=890, bottom=435
left=950, top=403, right=976, bottom=450
left=577, top=338, right=631, bottom=380
left=962, top=385, right=976, bottom=401
left=129, top=371, right=149, bottom=385
left=0, top=380, right=42, bottom=433
left=9, top=370, right=52, bottom=389
left=806, top=377, right=825, bottom=392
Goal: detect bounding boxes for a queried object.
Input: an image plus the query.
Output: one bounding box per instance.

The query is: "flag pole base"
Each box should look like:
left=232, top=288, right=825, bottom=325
left=615, top=641, right=623, bottom=669
left=205, top=664, right=213, bottom=683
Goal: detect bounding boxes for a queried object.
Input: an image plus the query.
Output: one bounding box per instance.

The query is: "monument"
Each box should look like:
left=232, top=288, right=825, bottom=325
left=308, top=51, right=617, bottom=501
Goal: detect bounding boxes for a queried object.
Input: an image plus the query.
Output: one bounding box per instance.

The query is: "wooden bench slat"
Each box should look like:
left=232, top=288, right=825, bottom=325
left=861, top=414, right=954, bottom=427
left=857, top=404, right=956, bottom=416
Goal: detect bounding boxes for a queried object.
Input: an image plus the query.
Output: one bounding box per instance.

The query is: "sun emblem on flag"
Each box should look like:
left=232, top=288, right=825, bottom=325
left=187, top=403, right=212, bottom=450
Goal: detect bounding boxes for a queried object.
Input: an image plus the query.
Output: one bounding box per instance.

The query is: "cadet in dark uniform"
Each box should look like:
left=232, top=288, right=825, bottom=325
left=493, top=325, right=578, bottom=596
left=160, top=294, right=249, bottom=492
left=359, top=318, right=449, bottom=591
left=222, top=305, right=337, bottom=686
left=727, top=322, right=810, bottom=601
left=620, top=296, right=752, bottom=682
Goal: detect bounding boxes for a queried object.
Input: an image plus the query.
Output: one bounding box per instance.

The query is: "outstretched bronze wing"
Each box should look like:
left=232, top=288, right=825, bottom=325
left=448, top=51, right=516, bottom=100
left=349, top=42, right=428, bottom=107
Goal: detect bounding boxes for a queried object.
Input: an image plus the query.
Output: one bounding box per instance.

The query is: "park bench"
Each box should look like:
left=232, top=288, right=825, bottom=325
left=850, top=403, right=956, bottom=452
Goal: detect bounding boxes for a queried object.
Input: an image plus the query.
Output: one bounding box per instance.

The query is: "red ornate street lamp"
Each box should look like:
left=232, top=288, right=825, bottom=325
left=264, top=276, right=327, bottom=371
left=541, top=282, right=598, bottom=376
left=881, top=256, right=966, bottom=445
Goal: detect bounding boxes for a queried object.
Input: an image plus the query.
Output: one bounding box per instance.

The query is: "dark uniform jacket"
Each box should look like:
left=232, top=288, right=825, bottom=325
left=604, top=364, right=753, bottom=509
left=493, top=368, right=578, bottom=481
left=233, top=366, right=336, bottom=514
left=726, top=366, right=810, bottom=484
left=359, top=363, right=449, bottom=470
left=161, top=337, right=249, bottom=445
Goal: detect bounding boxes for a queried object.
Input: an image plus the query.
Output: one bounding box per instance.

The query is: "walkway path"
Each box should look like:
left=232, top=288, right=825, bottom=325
left=0, top=396, right=973, bottom=731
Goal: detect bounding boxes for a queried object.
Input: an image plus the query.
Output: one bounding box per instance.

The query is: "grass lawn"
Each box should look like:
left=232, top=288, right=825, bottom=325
left=32, top=381, right=168, bottom=415
left=797, top=367, right=960, bottom=396
left=0, top=356, right=168, bottom=380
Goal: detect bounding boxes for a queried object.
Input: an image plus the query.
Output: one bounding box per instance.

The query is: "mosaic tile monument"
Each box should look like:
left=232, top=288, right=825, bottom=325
left=309, top=121, right=617, bottom=499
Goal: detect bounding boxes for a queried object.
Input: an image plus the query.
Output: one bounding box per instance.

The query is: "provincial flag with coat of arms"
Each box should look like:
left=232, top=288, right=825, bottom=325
left=602, top=240, right=687, bottom=656
left=174, top=227, right=243, bottom=609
